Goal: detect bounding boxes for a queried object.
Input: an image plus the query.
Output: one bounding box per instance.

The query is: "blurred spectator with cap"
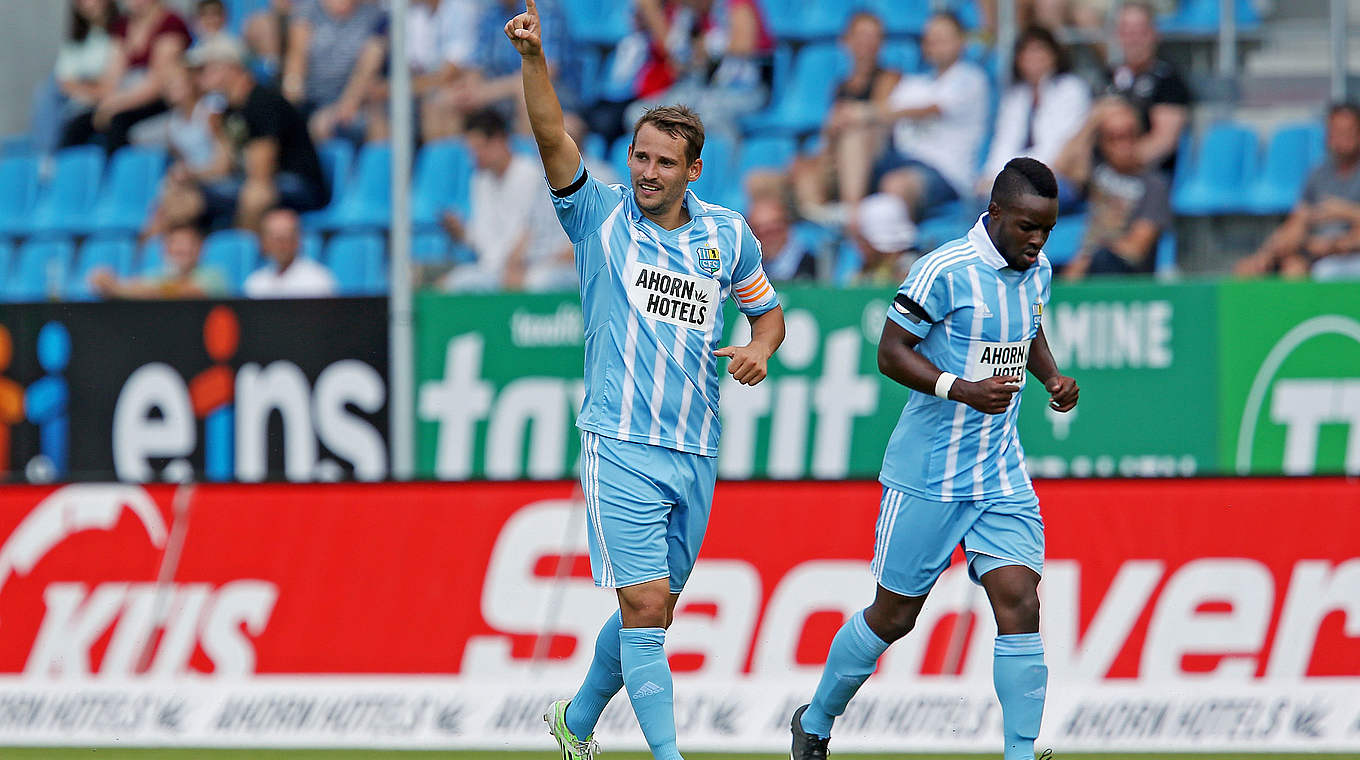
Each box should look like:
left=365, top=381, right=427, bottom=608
left=872, top=12, right=990, bottom=225
left=145, top=35, right=328, bottom=234
left=1236, top=103, right=1360, bottom=280
left=244, top=207, right=338, bottom=297
left=855, top=193, right=919, bottom=284
left=1057, top=97, right=1171, bottom=278
left=89, top=224, right=227, bottom=299
left=441, top=109, right=575, bottom=292
left=748, top=195, right=818, bottom=282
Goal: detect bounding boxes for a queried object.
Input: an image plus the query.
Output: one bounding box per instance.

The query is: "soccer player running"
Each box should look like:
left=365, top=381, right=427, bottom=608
left=504, top=3, right=786, bottom=759
left=790, top=157, right=1078, bottom=760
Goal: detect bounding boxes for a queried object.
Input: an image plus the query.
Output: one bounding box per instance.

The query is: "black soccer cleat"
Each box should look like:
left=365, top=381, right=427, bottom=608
left=790, top=704, right=831, bottom=760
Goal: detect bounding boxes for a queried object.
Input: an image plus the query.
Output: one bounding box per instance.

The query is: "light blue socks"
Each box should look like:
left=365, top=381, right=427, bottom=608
left=565, top=610, right=624, bottom=739
left=994, top=632, right=1047, bottom=760
left=802, top=610, right=889, bottom=738
left=620, top=627, right=683, bottom=760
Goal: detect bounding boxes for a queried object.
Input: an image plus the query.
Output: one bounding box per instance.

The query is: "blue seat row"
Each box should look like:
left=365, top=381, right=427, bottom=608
left=1173, top=121, right=1325, bottom=216
left=0, top=145, right=166, bottom=239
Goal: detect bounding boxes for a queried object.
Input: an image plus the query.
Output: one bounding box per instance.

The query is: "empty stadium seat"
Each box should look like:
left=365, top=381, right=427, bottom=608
left=0, top=239, right=12, bottom=289
left=879, top=38, right=923, bottom=75
left=301, top=230, right=322, bottom=263
left=1154, top=230, right=1178, bottom=276
left=1160, top=0, right=1260, bottom=33
left=742, top=43, right=849, bottom=136
left=0, top=155, right=40, bottom=237
left=88, top=146, right=167, bottom=235
left=201, top=229, right=260, bottom=293
left=27, top=146, right=103, bottom=236
left=1041, top=211, right=1087, bottom=266
left=1, top=134, right=33, bottom=158
left=1243, top=123, right=1326, bottom=215
left=66, top=236, right=137, bottom=300
left=688, top=133, right=736, bottom=206
left=139, top=236, right=164, bottom=276
left=412, top=139, right=473, bottom=229
left=609, top=134, right=632, bottom=181
left=325, top=232, right=388, bottom=295
left=864, top=0, right=932, bottom=36
left=7, top=237, right=74, bottom=302
left=763, top=0, right=853, bottom=42
left=223, top=0, right=271, bottom=35
left=325, top=142, right=392, bottom=230
left=413, top=230, right=452, bottom=265
left=559, top=0, right=633, bottom=46
left=1172, top=122, right=1258, bottom=215
left=302, top=139, right=355, bottom=230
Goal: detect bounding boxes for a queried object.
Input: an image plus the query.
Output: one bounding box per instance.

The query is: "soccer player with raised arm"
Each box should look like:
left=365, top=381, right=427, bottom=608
left=789, top=158, right=1078, bottom=760
left=504, top=3, right=786, bottom=759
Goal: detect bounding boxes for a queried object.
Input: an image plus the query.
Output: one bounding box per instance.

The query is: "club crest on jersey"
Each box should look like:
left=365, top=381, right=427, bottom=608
left=695, top=246, right=721, bottom=275
left=1032, top=299, right=1043, bottom=329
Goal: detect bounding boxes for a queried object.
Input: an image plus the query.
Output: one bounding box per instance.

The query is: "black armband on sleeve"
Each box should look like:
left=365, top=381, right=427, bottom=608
left=550, top=168, right=589, bottom=198
left=892, top=293, right=935, bottom=325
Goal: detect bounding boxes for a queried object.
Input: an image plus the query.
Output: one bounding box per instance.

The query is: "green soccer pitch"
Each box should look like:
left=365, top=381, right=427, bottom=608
left=7, top=751, right=1360, bottom=760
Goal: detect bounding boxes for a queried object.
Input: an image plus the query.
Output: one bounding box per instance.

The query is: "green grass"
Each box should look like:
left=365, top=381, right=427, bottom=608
left=6, top=752, right=1360, bottom=760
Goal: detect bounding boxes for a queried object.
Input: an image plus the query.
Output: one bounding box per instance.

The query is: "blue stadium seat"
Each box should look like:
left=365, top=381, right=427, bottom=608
left=1172, top=122, right=1258, bottom=215
left=0, top=239, right=13, bottom=290
left=949, top=0, right=984, bottom=30
left=326, top=142, right=392, bottom=230
left=1, top=134, right=33, bottom=158
left=302, top=139, right=355, bottom=230
left=764, top=0, right=853, bottom=42
left=301, top=230, right=322, bottom=262
left=138, top=236, right=163, bottom=276
left=609, top=134, right=633, bottom=180
left=559, top=0, right=633, bottom=46
left=582, top=132, right=608, bottom=163
left=89, top=146, right=167, bottom=235
left=412, top=139, right=473, bottom=229
left=0, top=155, right=40, bottom=237
left=7, top=237, right=74, bottom=302
left=1154, top=230, right=1177, bottom=276
left=325, top=232, right=387, bottom=295
left=201, top=229, right=259, bottom=293
left=1243, top=123, right=1325, bottom=215
left=1160, top=0, right=1260, bottom=33
left=1041, top=211, right=1087, bottom=266
left=413, top=230, right=452, bottom=265
left=864, top=0, right=932, bottom=36
left=879, top=39, right=922, bottom=75
left=737, top=135, right=797, bottom=174
left=27, top=146, right=104, bottom=236
left=689, top=133, right=736, bottom=206
left=67, top=236, right=137, bottom=300
left=743, top=43, right=849, bottom=136
left=223, top=0, right=271, bottom=36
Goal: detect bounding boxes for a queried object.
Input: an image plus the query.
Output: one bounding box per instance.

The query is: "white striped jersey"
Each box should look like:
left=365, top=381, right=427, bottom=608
left=880, top=214, right=1052, bottom=501
left=550, top=161, right=779, bottom=457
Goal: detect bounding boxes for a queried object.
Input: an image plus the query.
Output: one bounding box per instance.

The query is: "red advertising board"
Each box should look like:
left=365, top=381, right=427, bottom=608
left=0, top=479, right=1356, bottom=750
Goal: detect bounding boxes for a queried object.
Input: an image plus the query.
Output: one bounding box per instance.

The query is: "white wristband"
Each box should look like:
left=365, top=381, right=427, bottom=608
left=934, top=372, right=958, bottom=400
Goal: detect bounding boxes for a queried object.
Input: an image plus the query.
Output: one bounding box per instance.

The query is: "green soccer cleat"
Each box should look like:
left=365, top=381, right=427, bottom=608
left=545, top=698, right=600, bottom=760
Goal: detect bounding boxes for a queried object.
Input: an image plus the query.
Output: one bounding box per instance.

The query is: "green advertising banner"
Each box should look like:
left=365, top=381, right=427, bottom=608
left=1218, top=280, right=1360, bottom=476
left=415, top=281, right=1241, bottom=480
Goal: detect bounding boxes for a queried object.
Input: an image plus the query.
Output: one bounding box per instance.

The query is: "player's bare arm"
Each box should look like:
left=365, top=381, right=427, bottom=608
left=507, top=0, right=581, bottom=189
left=877, top=319, right=1020, bottom=415
left=716, top=305, right=785, bottom=386
left=1027, top=325, right=1078, bottom=412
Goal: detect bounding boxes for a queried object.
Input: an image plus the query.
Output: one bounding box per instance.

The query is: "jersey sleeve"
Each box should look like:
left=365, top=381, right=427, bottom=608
left=730, top=219, right=779, bottom=316
left=548, top=160, right=625, bottom=244
left=888, top=253, right=954, bottom=339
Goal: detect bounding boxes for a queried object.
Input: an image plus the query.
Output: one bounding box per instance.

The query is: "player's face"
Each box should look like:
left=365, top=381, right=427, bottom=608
left=989, top=194, right=1057, bottom=270
left=628, top=124, right=702, bottom=217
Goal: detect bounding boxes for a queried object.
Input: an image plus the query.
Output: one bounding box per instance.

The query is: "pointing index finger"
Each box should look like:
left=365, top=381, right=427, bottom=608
left=525, top=0, right=539, bottom=17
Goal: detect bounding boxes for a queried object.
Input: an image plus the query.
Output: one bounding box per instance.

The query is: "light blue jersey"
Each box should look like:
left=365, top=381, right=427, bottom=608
left=880, top=214, right=1052, bottom=501
left=550, top=161, right=780, bottom=457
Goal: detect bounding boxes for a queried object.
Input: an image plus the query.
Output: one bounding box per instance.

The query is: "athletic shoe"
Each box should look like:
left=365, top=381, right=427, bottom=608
left=790, top=704, right=830, bottom=760
left=545, top=699, right=599, bottom=760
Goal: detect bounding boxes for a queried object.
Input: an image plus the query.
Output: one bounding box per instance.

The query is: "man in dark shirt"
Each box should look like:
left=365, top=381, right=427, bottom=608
left=192, top=36, right=329, bottom=230
left=1103, top=1, right=1191, bottom=173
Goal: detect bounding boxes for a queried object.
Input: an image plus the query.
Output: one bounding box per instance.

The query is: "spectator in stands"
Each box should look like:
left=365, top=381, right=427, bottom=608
left=1237, top=104, right=1360, bottom=280
left=1057, top=98, right=1171, bottom=277
left=190, top=0, right=233, bottom=46
left=89, top=224, right=227, bottom=299
left=790, top=11, right=902, bottom=225
left=979, top=26, right=1090, bottom=193
left=31, top=0, right=123, bottom=159
left=624, top=0, right=775, bottom=140
left=135, top=63, right=229, bottom=239
left=243, top=0, right=297, bottom=83
left=244, top=207, right=338, bottom=297
left=59, top=0, right=191, bottom=155
left=748, top=196, right=818, bottom=282
left=440, top=110, right=575, bottom=292
left=365, top=0, right=482, bottom=142
left=1100, top=0, right=1191, bottom=173
left=855, top=192, right=918, bottom=283
left=145, top=36, right=327, bottom=233
left=282, top=0, right=386, bottom=144
left=873, top=12, right=989, bottom=222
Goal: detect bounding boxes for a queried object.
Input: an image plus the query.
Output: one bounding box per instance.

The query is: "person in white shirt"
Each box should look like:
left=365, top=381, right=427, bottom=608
left=978, top=25, right=1090, bottom=193
left=871, top=12, right=989, bottom=220
left=441, top=109, right=575, bottom=292
left=243, top=206, right=338, bottom=298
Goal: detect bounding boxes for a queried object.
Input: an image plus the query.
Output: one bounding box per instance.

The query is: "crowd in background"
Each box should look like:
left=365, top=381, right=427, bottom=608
left=20, top=0, right=1360, bottom=300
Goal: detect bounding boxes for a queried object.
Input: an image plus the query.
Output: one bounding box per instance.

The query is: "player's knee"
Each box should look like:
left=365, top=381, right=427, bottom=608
left=996, top=592, right=1040, bottom=633
left=865, top=600, right=920, bottom=643
left=617, top=591, right=669, bottom=628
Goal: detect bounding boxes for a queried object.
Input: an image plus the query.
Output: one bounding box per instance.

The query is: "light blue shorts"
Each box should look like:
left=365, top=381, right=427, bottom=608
left=579, top=430, right=718, bottom=593
left=871, top=485, right=1044, bottom=598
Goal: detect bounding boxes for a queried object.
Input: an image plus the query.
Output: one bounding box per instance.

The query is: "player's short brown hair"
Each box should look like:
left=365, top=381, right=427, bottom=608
left=631, top=105, right=706, bottom=166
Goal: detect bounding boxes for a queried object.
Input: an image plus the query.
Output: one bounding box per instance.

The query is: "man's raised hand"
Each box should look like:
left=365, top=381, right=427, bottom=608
left=504, top=0, right=543, bottom=56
